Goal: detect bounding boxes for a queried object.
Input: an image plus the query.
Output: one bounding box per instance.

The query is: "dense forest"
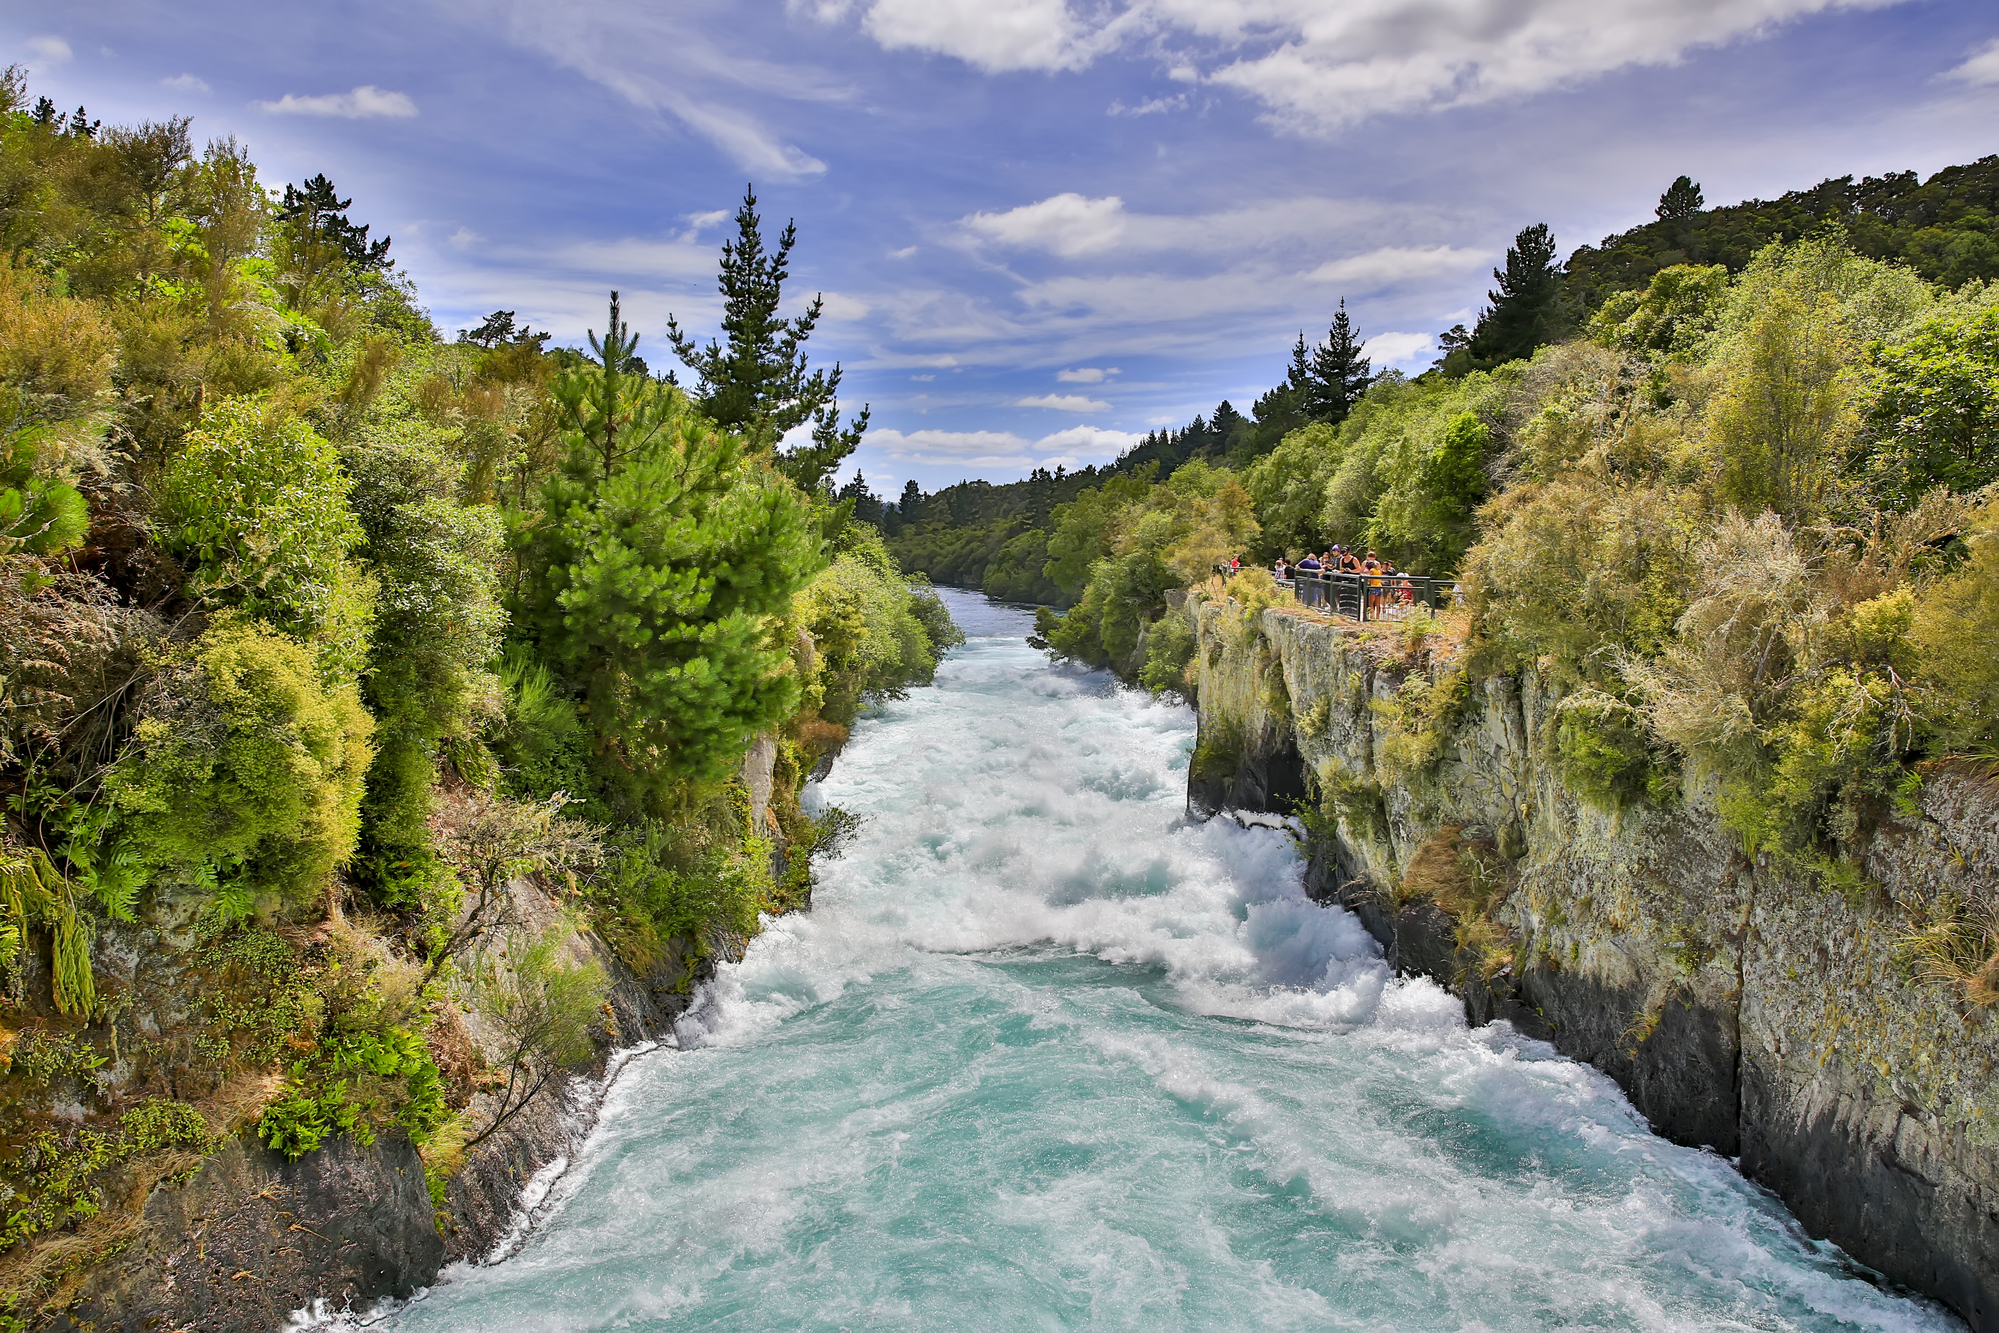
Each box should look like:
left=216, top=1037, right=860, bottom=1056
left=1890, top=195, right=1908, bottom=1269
left=886, top=154, right=1999, bottom=603
left=0, top=71, right=959, bottom=1322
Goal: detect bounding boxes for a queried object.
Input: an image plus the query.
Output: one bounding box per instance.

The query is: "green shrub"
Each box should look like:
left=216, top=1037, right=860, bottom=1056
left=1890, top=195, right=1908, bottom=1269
left=110, top=616, right=374, bottom=909
left=1139, top=611, right=1196, bottom=695
left=1554, top=690, right=1679, bottom=812
left=158, top=396, right=371, bottom=675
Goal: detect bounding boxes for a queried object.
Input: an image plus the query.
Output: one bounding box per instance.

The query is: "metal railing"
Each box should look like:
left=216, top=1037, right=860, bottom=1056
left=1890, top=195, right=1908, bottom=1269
left=1213, top=563, right=1462, bottom=624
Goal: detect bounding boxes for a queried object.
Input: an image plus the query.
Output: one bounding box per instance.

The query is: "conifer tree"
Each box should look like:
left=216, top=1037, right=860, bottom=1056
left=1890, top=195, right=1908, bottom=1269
left=1656, top=175, right=1705, bottom=221
left=520, top=292, right=824, bottom=800
left=1306, top=300, right=1372, bottom=424
left=899, top=479, right=925, bottom=524
left=666, top=186, right=869, bottom=494
left=1467, top=223, right=1564, bottom=368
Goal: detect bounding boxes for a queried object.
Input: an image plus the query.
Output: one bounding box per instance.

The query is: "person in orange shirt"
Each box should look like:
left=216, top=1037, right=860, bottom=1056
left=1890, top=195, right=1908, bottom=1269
left=1361, top=550, right=1383, bottom=616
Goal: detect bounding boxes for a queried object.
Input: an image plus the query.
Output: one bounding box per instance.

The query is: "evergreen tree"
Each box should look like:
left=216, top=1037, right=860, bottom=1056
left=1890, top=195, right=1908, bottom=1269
left=519, top=298, right=823, bottom=800
left=899, top=479, right=925, bottom=524
left=1306, top=300, right=1372, bottom=424
left=1467, top=223, right=1563, bottom=368
left=838, top=471, right=885, bottom=525
left=666, top=185, right=869, bottom=494
left=277, top=173, right=391, bottom=271
left=1656, top=175, right=1705, bottom=221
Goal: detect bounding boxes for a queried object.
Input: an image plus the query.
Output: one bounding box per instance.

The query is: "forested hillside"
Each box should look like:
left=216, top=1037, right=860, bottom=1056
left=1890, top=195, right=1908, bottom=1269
left=0, top=70, right=956, bottom=1324
left=889, top=154, right=1999, bottom=607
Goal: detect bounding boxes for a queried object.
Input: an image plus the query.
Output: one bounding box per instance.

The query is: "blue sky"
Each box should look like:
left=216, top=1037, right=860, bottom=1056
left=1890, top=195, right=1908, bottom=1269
left=8, top=1, right=1999, bottom=492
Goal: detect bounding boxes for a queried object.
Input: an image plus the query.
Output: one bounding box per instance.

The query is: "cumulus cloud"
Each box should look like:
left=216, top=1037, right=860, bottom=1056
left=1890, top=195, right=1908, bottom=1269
left=835, top=0, right=1906, bottom=132
left=1308, top=245, right=1487, bottom=290
left=1361, top=331, right=1435, bottom=365
left=1945, top=37, right=1999, bottom=86
left=1057, top=367, right=1117, bottom=382
left=25, top=36, right=71, bottom=68
left=963, top=193, right=1128, bottom=256
left=161, top=73, right=210, bottom=93
left=257, top=85, right=419, bottom=118
left=1018, top=393, right=1111, bottom=411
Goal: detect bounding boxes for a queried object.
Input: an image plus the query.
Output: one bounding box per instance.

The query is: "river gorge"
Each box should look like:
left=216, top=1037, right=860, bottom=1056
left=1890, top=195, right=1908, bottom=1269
left=373, top=592, right=1958, bottom=1332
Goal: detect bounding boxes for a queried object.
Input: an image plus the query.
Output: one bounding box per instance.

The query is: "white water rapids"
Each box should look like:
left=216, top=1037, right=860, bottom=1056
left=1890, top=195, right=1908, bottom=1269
left=376, top=589, right=1959, bottom=1332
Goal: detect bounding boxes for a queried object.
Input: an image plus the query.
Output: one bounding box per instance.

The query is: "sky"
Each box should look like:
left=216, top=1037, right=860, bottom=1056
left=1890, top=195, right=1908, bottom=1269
left=7, top=1, right=1999, bottom=493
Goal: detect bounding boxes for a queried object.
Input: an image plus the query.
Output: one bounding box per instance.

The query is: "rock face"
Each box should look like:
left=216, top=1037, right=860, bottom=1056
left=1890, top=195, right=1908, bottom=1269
left=55, top=1133, right=442, bottom=1332
left=1183, top=591, right=1999, bottom=1331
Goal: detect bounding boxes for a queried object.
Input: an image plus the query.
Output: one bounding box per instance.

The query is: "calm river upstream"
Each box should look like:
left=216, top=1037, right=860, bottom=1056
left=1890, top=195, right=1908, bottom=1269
left=384, top=590, right=1957, bottom=1332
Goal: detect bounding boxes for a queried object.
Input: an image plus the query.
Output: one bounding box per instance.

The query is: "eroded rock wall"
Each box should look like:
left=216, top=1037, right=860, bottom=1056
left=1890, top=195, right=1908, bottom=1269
left=1184, top=591, right=1999, bottom=1329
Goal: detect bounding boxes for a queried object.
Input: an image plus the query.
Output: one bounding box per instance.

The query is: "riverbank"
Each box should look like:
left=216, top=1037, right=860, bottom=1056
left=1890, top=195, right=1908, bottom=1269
left=1178, top=585, right=1999, bottom=1329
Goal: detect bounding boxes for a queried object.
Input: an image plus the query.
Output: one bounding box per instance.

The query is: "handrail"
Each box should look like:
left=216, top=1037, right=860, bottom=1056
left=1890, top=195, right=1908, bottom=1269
left=1212, top=563, right=1462, bottom=624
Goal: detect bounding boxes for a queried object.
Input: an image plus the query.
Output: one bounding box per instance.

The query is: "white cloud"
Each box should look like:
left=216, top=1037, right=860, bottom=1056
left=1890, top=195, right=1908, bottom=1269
left=1362, top=331, right=1434, bottom=365
left=867, top=423, right=1138, bottom=469
left=838, top=0, right=1906, bottom=132
left=684, top=209, right=731, bottom=233
left=910, top=374, right=936, bottom=381
left=963, top=193, right=1129, bottom=257
left=1307, top=245, right=1487, bottom=290
left=161, top=73, right=209, bottom=94
left=257, top=85, right=419, bottom=119
left=889, top=245, right=919, bottom=259
left=818, top=291, right=873, bottom=320
left=1945, top=37, right=1999, bottom=86
left=448, top=227, right=483, bottom=251
left=1056, top=367, right=1117, bottom=382
left=1036, top=424, right=1140, bottom=457
left=1018, top=393, right=1111, bottom=411
left=26, top=35, right=71, bottom=67
left=1109, top=94, right=1186, bottom=116
left=860, top=0, right=1135, bottom=73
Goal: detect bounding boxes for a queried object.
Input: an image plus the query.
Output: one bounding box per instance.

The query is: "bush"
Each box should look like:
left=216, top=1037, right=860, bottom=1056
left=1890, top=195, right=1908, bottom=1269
left=158, top=397, right=370, bottom=675
left=1139, top=610, right=1196, bottom=695
left=1554, top=690, right=1678, bottom=812
left=109, top=616, right=374, bottom=909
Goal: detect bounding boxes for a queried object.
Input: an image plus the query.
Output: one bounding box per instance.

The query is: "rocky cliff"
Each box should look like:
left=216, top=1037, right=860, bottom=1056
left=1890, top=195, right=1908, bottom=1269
left=1182, top=589, right=1999, bottom=1330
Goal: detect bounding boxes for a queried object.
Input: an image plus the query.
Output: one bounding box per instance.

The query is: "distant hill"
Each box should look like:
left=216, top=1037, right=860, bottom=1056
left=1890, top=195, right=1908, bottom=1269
left=1563, top=155, right=1999, bottom=309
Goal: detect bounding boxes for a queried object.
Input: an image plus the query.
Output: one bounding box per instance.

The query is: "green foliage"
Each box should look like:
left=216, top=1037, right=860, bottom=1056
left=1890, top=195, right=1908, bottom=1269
left=1041, top=462, right=1257, bottom=675
left=109, top=615, right=374, bottom=908
left=587, top=804, right=773, bottom=974
left=1864, top=305, right=1999, bottom=509
left=517, top=347, right=823, bottom=801
left=1554, top=690, right=1679, bottom=812
left=158, top=397, right=372, bottom=675
left=1588, top=264, right=1728, bottom=358
left=1372, top=666, right=1472, bottom=791
left=1911, top=505, right=1999, bottom=756
left=796, top=524, right=960, bottom=726
left=464, top=927, right=608, bottom=1150
left=258, top=1026, right=445, bottom=1160
left=1139, top=611, right=1197, bottom=696
left=1461, top=223, right=1566, bottom=370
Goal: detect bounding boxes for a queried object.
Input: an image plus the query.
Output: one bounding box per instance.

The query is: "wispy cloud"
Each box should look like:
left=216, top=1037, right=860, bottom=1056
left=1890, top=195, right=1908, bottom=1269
left=1018, top=392, right=1111, bottom=411
left=1056, top=367, right=1117, bottom=382
left=1944, top=37, right=1999, bottom=85
left=25, top=35, right=71, bottom=68
left=1362, top=331, right=1434, bottom=366
left=161, top=73, right=210, bottom=93
left=257, top=85, right=418, bottom=118
left=1307, top=246, right=1488, bottom=291
left=867, top=422, right=1139, bottom=469
left=834, top=0, right=1912, bottom=132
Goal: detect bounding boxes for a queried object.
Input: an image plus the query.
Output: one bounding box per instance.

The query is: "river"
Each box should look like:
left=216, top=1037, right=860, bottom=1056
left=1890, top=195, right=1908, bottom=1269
left=384, top=590, right=1958, bottom=1332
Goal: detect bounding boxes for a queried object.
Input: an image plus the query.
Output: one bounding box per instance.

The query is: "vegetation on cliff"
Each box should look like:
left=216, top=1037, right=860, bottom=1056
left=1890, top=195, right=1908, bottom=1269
left=0, top=71, right=956, bottom=1322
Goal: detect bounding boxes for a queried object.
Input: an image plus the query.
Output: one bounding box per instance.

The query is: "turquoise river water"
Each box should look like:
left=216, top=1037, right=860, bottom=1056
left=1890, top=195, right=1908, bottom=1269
left=379, top=590, right=1959, bottom=1332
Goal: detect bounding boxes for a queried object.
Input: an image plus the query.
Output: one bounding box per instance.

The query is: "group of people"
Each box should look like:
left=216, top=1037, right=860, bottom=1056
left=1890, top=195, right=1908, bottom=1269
left=1272, top=546, right=1414, bottom=617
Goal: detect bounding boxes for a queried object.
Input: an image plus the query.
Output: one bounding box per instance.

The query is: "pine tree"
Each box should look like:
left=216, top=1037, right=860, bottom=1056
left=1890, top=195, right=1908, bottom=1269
left=899, top=479, right=925, bottom=525
left=1306, top=300, right=1372, bottom=424
left=277, top=173, right=391, bottom=270
left=1656, top=175, right=1705, bottom=221
left=519, top=300, right=823, bottom=799
left=1467, top=223, right=1563, bottom=368
left=666, top=185, right=869, bottom=494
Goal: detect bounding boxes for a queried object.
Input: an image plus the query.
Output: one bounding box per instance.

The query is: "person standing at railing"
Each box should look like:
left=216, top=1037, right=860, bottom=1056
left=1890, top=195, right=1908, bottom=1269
left=1295, top=551, right=1322, bottom=608
left=1362, top=551, right=1384, bottom=616
left=1274, top=556, right=1289, bottom=581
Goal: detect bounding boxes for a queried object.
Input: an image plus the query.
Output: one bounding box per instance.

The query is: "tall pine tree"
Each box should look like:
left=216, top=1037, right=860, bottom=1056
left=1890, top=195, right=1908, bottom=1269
left=1306, top=300, right=1372, bottom=424
left=666, top=185, right=869, bottom=494
left=1467, top=223, right=1563, bottom=369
